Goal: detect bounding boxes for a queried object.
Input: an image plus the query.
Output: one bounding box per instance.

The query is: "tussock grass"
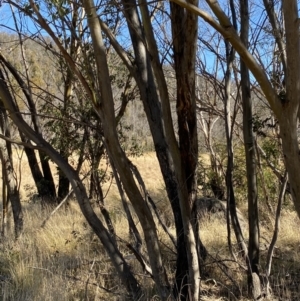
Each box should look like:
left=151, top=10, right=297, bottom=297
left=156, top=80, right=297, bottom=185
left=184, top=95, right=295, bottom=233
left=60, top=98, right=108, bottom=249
left=0, top=152, right=300, bottom=300
left=0, top=203, right=109, bottom=300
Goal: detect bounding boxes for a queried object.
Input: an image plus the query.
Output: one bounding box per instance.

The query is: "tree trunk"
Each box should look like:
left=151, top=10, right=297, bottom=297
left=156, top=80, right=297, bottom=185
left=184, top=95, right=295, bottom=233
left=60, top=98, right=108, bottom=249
left=103, top=4, right=204, bottom=297
left=2, top=162, right=8, bottom=237
left=240, top=0, right=261, bottom=297
left=82, top=1, right=171, bottom=298
left=20, top=135, right=44, bottom=196
left=121, top=0, right=202, bottom=298
left=170, top=1, right=201, bottom=298
left=57, top=149, right=70, bottom=200
left=0, top=93, right=23, bottom=238
left=132, top=0, right=203, bottom=297
left=280, top=1, right=300, bottom=218
left=57, top=36, right=78, bottom=201
left=223, top=38, right=248, bottom=259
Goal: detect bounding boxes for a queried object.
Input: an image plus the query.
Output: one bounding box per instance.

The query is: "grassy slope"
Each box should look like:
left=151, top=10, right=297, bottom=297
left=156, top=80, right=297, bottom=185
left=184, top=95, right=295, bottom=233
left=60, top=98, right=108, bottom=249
left=0, top=151, right=299, bottom=300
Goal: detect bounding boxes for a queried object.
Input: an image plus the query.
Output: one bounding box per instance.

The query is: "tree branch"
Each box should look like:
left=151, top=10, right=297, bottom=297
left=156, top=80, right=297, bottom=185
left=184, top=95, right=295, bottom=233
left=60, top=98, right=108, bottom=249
left=170, top=0, right=281, bottom=117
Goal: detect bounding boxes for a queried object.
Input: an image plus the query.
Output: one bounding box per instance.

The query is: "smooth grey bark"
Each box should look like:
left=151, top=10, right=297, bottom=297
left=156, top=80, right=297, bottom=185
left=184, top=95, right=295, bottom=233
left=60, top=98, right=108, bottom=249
left=124, top=0, right=201, bottom=298
left=120, top=0, right=201, bottom=298
left=240, top=0, right=261, bottom=297
left=280, top=1, right=300, bottom=217
left=82, top=0, right=171, bottom=299
left=112, top=162, right=143, bottom=252
left=100, top=16, right=201, bottom=299
left=0, top=63, right=142, bottom=300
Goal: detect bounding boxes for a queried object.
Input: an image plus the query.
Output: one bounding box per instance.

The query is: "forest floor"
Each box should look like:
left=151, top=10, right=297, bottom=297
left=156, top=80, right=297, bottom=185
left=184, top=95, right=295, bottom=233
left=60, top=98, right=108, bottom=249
left=0, top=151, right=300, bottom=300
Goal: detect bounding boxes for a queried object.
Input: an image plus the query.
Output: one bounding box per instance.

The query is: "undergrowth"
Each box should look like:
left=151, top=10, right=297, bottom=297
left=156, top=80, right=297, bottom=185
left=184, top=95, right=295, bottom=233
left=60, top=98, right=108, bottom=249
left=0, top=153, right=300, bottom=300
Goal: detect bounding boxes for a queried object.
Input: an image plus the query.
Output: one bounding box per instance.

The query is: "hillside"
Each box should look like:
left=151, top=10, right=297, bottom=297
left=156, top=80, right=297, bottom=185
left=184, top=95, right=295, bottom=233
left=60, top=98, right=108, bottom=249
left=0, top=152, right=299, bottom=300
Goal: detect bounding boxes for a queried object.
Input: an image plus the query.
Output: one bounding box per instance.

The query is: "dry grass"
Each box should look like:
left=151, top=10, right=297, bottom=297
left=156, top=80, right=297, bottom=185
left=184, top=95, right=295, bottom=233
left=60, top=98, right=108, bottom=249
left=0, top=151, right=300, bottom=300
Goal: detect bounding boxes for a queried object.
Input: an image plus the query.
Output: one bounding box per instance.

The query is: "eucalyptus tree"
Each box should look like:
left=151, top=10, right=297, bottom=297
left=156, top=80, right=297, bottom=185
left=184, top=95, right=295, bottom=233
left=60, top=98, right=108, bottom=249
left=173, top=0, right=300, bottom=215
left=170, top=0, right=299, bottom=298
left=196, top=2, right=258, bottom=295
left=2, top=0, right=206, bottom=299
left=240, top=0, right=261, bottom=297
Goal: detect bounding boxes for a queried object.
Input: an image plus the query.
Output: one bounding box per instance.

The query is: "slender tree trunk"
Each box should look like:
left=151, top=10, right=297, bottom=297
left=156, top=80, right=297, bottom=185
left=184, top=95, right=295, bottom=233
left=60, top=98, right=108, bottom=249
left=57, top=148, right=70, bottom=200
left=240, top=0, right=261, bottom=297
left=121, top=0, right=202, bottom=298
left=124, top=0, right=191, bottom=296
left=19, top=134, right=45, bottom=196
left=129, top=5, right=191, bottom=291
left=170, top=2, right=201, bottom=298
left=82, top=1, right=171, bottom=298
left=265, top=171, right=288, bottom=296
left=58, top=32, right=79, bottom=200
left=223, top=40, right=248, bottom=259
left=2, top=163, right=8, bottom=237
left=103, top=6, right=205, bottom=298
left=0, top=94, right=23, bottom=238
left=280, top=1, right=300, bottom=218
left=38, top=151, right=56, bottom=203
left=134, top=0, right=202, bottom=298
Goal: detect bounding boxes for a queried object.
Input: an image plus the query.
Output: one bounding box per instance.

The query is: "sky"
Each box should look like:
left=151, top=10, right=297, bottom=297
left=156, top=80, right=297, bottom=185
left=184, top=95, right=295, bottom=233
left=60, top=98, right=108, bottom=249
left=0, top=0, right=291, bottom=84
left=0, top=1, right=50, bottom=37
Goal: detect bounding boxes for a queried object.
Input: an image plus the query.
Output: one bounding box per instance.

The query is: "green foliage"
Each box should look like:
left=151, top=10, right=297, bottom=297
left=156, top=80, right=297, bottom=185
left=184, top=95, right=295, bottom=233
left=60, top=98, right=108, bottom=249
left=43, top=100, right=87, bottom=156
left=198, top=140, right=285, bottom=211
left=261, top=138, right=281, bottom=164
